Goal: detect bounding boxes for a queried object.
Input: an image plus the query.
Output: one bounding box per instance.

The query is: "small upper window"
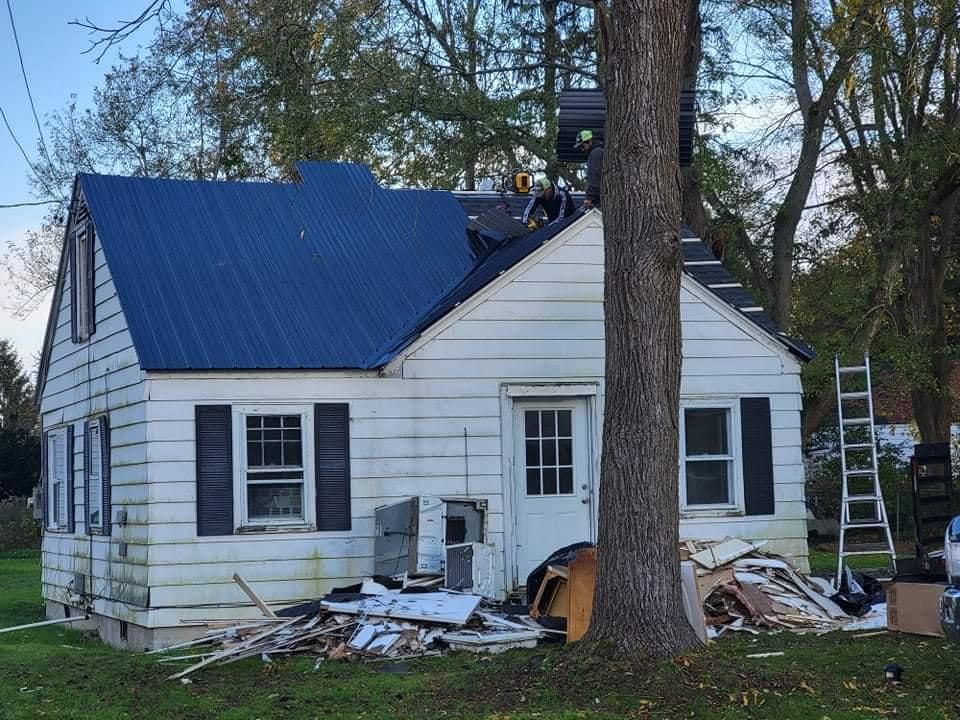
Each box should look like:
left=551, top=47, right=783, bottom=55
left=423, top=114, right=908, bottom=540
left=682, top=407, right=737, bottom=508
left=242, top=414, right=306, bottom=524
left=71, top=212, right=95, bottom=343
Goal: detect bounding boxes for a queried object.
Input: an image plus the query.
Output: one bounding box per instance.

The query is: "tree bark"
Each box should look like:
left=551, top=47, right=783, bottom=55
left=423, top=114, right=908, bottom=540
left=584, top=0, right=702, bottom=659
left=680, top=0, right=709, bottom=238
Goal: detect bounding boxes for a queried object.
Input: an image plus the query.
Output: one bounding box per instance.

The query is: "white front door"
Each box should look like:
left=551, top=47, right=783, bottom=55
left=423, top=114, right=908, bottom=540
left=513, top=399, right=593, bottom=585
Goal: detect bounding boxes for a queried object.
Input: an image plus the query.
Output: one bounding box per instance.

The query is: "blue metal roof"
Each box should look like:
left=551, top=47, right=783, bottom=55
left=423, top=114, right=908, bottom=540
left=78, top=164, right=811, bottom=371
left=80, top=163, right=476, bottom=369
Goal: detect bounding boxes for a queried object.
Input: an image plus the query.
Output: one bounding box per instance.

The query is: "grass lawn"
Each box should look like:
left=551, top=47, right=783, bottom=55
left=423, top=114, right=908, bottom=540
left=1, top=551, right=957, bottom=719
left=808, top=548, right=898, bottom=575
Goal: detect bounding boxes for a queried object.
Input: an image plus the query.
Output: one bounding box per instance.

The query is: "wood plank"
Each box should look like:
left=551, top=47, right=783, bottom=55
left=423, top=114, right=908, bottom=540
left=232, top=573, right=278, bottom=618
left=566, top=548, right=596, bottom=642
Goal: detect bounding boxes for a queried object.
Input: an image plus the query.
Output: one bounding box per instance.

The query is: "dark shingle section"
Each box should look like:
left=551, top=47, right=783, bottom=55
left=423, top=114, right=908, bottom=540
left=680, top=241, right=718, bottom=263
left=451, top=192, right=814, bottom=362
left=684, top=264, right=739, bottom=286
left=712, top=286, right=762, bottom=308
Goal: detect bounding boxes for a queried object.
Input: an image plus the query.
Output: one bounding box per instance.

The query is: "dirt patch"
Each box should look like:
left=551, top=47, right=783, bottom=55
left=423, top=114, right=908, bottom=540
left=432, top=644, right=805, bottom=716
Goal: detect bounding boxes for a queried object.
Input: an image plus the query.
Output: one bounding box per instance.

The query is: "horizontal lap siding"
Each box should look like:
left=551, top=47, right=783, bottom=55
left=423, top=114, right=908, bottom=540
left=403, top=221, right=809, bottom=569
left=40, top=234, right=150, bottom=612
left=133, top=219, right=808, bottom=625
left=140, top=382, right=508, bottom=624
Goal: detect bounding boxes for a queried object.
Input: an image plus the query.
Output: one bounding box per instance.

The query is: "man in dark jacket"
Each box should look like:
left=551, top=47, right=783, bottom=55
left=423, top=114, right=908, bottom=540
left=574, top=129, right=604, bottom=208
left=521, top=177, right=576, bottom=227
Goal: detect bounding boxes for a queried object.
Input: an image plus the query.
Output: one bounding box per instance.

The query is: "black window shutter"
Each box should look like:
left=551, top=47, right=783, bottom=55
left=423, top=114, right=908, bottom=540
left=87, top=226, right=97, bottom=336
left=100, top=415, right=111, bottom=536
left=65, top=425, right=75, bottom=533
left=68, top=231, right=78, bottom=343
left=195, top=405, right=234, bottom=536
left=41, top=430, right=49, bottom=530
left=741, top=397, right=775, bottom=516
left=84, top=422, right=92, bottom=535
left=314, top=404, right=351, bottom=531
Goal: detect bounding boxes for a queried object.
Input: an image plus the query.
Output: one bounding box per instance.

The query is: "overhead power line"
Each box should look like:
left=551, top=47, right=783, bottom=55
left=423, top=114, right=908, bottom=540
left=0, top=199, right=58, bottom=209
left=0, top=102, right=57, bottom=199
left=5, top=0, right=53, bottom=170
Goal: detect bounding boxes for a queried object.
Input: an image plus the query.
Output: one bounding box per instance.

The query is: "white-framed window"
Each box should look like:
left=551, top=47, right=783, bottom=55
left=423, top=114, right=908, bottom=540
left=87, top=420, right=103, bottom=530
left=680, top=400, right=742, bottom=511
left=234, top=405, right=313, bottom=528
left=46, top=428, right=68, bottom=530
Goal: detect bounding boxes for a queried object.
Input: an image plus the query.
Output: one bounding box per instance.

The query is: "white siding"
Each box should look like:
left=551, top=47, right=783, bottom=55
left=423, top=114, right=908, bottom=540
left=40, top=231, right=150, bottom=622
left=135, top=218, right=807, bottom=628
left=40, top=213, right=808, bottom=630
left=401, top=219, right=808, bottom=564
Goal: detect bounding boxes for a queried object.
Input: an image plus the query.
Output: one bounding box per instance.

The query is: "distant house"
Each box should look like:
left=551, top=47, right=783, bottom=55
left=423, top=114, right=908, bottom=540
left=37, top=163, right=814, bottom=648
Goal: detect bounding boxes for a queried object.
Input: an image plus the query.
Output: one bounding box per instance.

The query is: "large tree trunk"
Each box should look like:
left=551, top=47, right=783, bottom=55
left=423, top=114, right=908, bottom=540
left=584, top=0, right=702, bottom=659
left=679, top=0, right=709, bottom=238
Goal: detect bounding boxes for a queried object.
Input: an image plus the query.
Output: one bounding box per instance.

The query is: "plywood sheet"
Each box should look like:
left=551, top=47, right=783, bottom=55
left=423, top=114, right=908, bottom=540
left=566, top=548, right=596, bottom=642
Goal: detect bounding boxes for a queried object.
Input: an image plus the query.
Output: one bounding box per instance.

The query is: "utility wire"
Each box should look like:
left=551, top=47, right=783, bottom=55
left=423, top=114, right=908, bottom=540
left=5, top=0, right=53, bottom=171
left=0, top=199, right=57, bottom=209
left=0, top=103, right=57, bottom=199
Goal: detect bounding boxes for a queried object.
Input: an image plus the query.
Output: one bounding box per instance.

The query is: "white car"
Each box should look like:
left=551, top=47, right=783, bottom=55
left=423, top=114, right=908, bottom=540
left=942, top=516, right=960, bottom=641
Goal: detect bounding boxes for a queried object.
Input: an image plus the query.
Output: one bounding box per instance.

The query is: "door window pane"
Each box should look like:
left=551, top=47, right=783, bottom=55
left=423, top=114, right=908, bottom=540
left=526, top=468, right=541, bottom=496
left=559, top=467, right=574, bottom=494
left=522, top=409, right=575, bottom=496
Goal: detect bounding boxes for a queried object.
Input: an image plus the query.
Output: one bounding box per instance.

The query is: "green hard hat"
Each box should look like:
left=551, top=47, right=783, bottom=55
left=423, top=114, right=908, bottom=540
left=573, top=129, right=593, bottom=149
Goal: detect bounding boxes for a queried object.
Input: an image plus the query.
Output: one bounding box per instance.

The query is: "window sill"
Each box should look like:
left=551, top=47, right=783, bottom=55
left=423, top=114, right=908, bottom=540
left=236, top=524, right=314, bottom=534
left=680, top=508, right=744, bottom=519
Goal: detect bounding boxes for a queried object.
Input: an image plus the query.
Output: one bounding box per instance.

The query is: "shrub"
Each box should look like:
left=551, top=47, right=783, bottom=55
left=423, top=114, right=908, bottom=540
left=0, top=496, right=40, bottom=552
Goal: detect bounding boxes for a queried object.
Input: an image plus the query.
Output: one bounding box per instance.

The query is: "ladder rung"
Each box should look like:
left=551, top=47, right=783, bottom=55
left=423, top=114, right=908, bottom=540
left=843, top=443, right=874, bottom=450
left=844, top=469, right=877, bottom=476
left=844, top=494, right=882, bottom=502
left=838, top=365, right=868, bottom=374
left=842, top=417, right=872, bottom=426
left=840, top=544, right=895, bottom=554
left=843, top=520, right=886, bottom=528
left=840, top=391, right=870, bottom=400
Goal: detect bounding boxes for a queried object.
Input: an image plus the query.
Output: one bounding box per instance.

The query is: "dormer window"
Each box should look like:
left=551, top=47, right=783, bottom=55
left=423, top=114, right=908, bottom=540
left=70, top=206, right=96, bottom=343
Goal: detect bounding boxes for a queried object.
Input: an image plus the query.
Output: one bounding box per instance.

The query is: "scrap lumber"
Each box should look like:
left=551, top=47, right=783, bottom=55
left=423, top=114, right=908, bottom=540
left=690, top=539, right=763, bottom=569
left=232, top=573, right=277, bottom=618
left=0, top=616, right=88, bottom=634
left=566, top=548, right=597, bottom=642
left=153, top=586, right=547, bottom=679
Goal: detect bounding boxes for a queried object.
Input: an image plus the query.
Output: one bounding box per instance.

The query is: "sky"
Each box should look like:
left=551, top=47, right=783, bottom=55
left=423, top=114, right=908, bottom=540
left=0, top=0, right=145, bottom=369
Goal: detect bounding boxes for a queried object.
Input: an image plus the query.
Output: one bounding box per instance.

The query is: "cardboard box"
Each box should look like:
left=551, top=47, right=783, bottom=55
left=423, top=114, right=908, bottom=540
left=887, top=581, right=946, bottom=637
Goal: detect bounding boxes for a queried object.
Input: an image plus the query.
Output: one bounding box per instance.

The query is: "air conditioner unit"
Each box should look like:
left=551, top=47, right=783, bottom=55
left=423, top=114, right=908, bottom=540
left=445, top=542, right=496, bottom=598
left=374, top=496, right=486, bottom=577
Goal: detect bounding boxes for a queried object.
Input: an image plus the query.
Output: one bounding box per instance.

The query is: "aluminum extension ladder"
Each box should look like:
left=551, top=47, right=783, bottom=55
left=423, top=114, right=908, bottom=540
left=834, top=353, right=897, bottom=584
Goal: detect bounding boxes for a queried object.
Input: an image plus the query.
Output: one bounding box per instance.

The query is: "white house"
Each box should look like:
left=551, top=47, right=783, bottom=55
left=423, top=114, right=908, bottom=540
left=37, top=162, right=814, bottom=648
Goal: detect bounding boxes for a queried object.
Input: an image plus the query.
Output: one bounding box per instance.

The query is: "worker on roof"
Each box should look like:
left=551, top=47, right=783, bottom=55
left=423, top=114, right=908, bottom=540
left=521, top=177, right=576, bottom=229
left=574, top=130, right=604, bottom=208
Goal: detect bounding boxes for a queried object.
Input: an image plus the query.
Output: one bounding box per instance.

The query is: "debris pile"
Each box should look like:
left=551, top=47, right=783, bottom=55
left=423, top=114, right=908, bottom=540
left=155, top=581, right=547, bottom=679
left=685, top=538, right=852, bottom=635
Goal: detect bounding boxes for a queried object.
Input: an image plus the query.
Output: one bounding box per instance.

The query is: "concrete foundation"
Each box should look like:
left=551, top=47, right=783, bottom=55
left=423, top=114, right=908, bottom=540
left=44, top=601, right=206, bottom=651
